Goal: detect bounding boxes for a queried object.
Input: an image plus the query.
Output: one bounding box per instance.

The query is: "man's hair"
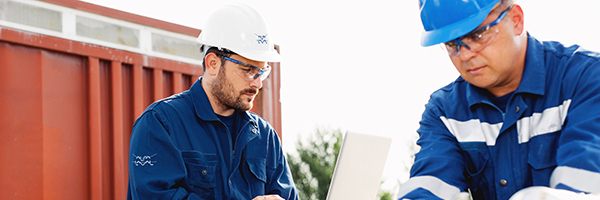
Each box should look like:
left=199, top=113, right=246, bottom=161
left=495, top=0, right=517, bottom=13
left=200, top=47, right=236, bottom=71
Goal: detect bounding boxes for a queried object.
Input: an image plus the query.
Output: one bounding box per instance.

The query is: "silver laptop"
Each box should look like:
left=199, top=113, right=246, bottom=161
left=326, top=131, right=392, bottom=200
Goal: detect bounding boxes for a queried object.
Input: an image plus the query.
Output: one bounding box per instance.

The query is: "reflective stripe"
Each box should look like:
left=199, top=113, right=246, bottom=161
left=551, top=166, right=600, bottom=194
left=517, top=99, right=571, bottom=143
left=397, top=176, right=461, bottom=200
left=440, top=117, right=501, bottom=146
left=440, top=100, right=571, bottom=145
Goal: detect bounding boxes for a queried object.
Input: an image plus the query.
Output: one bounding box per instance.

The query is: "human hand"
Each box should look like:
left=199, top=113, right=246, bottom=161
left=454, top=192, right=471, bottom=200
left=509, top=186, right=600, bottom=200
left=251, top=194, right=285, bottom=200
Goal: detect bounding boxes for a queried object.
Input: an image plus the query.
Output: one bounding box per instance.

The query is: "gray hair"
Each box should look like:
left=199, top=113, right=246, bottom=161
left=495, top=0, right=518, bottom=12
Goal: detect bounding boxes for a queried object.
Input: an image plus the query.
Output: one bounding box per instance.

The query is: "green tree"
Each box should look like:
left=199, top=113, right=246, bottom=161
left=378, top=189, right=394, bottom=200
left=287, top=128, right=342, bottom=200
left=286, top=128, right=395, bottom=200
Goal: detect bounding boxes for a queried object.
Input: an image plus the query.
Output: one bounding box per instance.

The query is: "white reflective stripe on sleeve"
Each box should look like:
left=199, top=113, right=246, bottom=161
left=397, top=176, right=461, bottom=200
left=440, top=99, right=571, bottom=146
left=517, top=99, right=571, bottom=144
left=550, top=166, right=600, bottom=194
left=440, top=116, right=502, bottom=146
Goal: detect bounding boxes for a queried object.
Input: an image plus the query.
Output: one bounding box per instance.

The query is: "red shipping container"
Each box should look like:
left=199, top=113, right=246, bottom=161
left=0, top=1, right=283, bottom=199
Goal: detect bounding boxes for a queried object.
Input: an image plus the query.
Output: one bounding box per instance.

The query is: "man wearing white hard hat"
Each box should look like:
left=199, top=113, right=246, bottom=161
left=398, top=0, right=600, bottom=199
left=127, top=3, right=298, bottom=200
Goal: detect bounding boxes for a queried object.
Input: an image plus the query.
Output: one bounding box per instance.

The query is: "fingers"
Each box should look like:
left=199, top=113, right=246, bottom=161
left=252, top=194, right=284, bottom=200
left=266, top=194, right=284, bottom=200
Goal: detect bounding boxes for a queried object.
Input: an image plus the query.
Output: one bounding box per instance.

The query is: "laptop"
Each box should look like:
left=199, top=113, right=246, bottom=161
left=326, top=131, right=392, bottom=200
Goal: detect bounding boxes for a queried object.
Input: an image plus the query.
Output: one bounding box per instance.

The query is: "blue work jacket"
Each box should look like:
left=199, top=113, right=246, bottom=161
left=398, top=35, right=600, bottom=200
left=127, top=78, right=298, bottom=200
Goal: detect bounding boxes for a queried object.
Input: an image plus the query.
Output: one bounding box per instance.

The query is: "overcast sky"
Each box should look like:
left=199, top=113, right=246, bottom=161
left=82, top=0, right=600, bottom=194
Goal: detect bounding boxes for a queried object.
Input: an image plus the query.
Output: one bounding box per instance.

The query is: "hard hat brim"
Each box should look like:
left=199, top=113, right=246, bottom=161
left=420, top=3, right=497, bottom=47
left=240, top=50, right=283, bottom=63
left=198, top=43, right=283, bottom=63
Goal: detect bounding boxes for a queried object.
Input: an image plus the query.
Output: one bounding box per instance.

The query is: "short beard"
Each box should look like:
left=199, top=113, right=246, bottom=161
left=211, top=66, right=257, bottom=112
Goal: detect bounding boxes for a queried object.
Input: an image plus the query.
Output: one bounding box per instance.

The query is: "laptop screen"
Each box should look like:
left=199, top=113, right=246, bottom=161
left=326, top=131, right=392, bottom=200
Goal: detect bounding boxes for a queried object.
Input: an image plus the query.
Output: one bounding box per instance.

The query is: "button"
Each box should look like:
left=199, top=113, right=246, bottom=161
left=515, top=106, right=520, bottom=113
left=251, top=129, right=257, bottom=134
left=202, top=170, right=207, bottom=175
left=500, top=179, right=508, bottom=186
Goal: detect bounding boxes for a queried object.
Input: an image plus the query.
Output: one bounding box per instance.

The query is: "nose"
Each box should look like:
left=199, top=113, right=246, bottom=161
left=458, top=45, right=477, bottom=61
left=250, top=76, right=263, bottom=89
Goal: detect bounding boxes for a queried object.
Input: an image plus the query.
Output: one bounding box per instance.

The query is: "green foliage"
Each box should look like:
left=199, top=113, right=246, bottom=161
left=286, top=128, right=395, bottom=200
left=378, top=189, right=394, bottom=200
left=286, top=128, right=342, bottom=200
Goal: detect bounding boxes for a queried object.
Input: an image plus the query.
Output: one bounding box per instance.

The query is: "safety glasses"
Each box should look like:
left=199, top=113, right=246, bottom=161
left=444, top=5, right=513, bottom=56
left=219, top=56, right=271, bottom=81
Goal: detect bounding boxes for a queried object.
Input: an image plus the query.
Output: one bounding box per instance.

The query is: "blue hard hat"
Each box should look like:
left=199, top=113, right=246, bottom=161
left=419, top=0, right=500, bottom=47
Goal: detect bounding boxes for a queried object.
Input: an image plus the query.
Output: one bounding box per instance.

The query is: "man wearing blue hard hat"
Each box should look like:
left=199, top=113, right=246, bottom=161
left=398, top=0, right=600, bottom=199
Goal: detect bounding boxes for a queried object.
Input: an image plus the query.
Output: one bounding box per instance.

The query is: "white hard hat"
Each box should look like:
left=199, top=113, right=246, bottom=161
left=197, top=3, right=282, bottom=62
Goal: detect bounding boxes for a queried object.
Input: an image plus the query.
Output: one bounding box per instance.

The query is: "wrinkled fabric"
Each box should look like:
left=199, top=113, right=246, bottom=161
left=399, top=35, right=600, bottom=200
left=127, top=78, right=298, bottom=200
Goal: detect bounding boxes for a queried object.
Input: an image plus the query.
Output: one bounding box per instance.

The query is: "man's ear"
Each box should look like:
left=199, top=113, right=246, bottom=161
left=510, top=4, right=525, bottom=36
left=204, top=52, right=221, bottom=76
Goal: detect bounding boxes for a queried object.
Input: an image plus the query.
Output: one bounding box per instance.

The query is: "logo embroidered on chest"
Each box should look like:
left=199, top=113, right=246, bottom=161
left=256, top=34, right=268, bottom=44
left=133, top=153, right=157, bottom=166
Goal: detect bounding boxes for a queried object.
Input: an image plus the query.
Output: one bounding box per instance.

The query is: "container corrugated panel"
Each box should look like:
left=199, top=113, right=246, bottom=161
left=0, top=1, right=283, bottom=199
left=0, top=30, right=199, bottom=200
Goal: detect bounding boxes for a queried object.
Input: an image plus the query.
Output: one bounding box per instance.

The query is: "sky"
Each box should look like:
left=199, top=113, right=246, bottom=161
left=81, top=0, right=600, bottom=194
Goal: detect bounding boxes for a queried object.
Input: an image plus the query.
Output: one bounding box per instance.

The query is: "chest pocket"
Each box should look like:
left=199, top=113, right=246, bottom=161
left=527, top=132, right=558, bottom=185
left=244, top=158, right=267, bottom=195
left=459, top=142, right=491, bottom=193
left=181, top=150, right=219, bottom=199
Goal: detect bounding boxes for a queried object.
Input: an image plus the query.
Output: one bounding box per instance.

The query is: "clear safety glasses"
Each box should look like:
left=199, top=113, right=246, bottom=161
left=444, top=5, right=513, bottom=56
left=219, top=56, right=271, bottom=81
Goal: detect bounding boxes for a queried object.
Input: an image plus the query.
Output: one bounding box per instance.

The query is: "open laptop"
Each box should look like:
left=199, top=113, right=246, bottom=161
left=326, top=131, right=392, bottom=200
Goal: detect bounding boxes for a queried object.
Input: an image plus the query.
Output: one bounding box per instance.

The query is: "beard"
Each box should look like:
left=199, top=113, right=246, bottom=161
left=211, top=66, right=258, bottom=112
